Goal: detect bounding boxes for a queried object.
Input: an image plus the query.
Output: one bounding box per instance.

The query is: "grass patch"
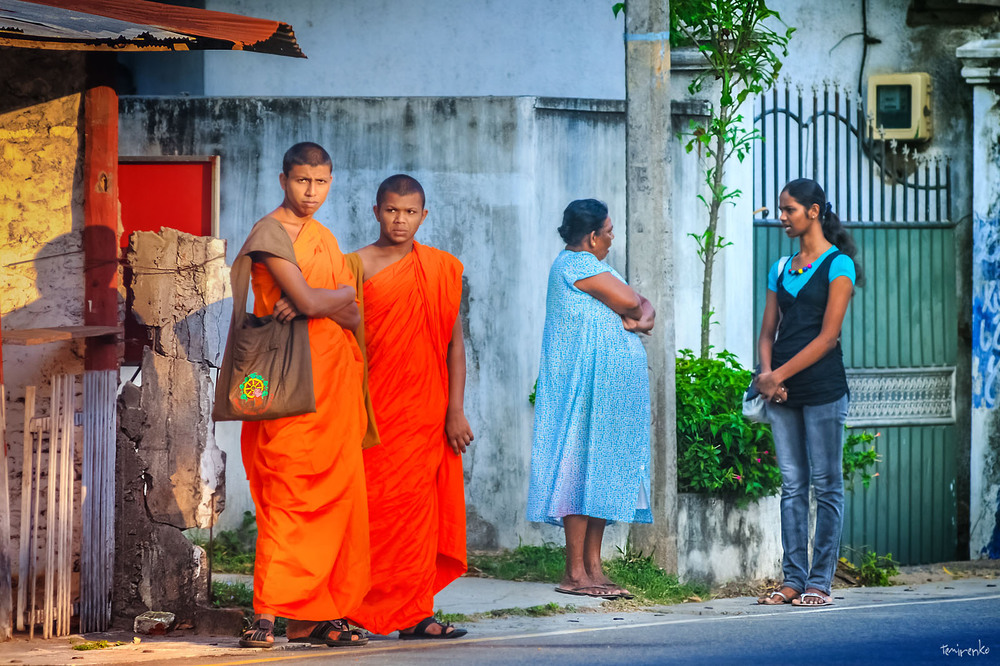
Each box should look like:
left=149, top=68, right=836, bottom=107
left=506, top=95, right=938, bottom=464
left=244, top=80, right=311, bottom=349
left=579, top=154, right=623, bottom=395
left=469, top=543, right=565, bottom=583
left=436, top=603, right=573, bottom=623
left=604, top=547, right=708, bottom=605
left=488, top=602, right=565, bottom=618
left=436, top=611, right=471, bottom=624
left=470, top=542, right=707, bottom=605
left=72, top=640, right=125, bottom=651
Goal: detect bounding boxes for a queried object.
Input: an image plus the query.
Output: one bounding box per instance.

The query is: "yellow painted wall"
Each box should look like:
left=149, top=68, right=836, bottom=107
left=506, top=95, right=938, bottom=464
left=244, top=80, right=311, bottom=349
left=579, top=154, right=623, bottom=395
left=1, top=47, right=89, bottom=586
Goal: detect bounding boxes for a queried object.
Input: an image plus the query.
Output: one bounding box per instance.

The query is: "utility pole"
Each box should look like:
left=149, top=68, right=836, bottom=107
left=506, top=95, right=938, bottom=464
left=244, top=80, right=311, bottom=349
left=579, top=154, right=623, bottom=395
left=624, top=0, right=677, bottom=572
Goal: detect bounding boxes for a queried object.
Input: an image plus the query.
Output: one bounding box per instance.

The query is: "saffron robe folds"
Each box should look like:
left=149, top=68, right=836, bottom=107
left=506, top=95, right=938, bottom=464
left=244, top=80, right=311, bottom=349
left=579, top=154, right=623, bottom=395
left=240, top=218, right=370, bottom=620
left=348, top=242, right=467, bottom=634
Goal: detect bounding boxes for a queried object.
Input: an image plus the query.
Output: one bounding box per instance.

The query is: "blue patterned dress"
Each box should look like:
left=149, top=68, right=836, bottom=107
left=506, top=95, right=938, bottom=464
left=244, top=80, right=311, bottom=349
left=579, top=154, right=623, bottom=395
left=526, top=250, right=653, bottom=526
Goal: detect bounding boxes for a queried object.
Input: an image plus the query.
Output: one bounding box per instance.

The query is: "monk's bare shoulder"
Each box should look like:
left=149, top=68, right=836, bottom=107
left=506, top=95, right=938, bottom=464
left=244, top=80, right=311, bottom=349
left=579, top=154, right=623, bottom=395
left=353, top=244, right=379, bottom=275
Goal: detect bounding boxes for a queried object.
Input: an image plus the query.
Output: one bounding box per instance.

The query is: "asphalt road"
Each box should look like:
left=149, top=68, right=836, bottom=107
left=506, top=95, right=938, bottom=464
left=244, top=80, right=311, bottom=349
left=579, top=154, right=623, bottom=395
left=142, top=580, right=1000, bottom=666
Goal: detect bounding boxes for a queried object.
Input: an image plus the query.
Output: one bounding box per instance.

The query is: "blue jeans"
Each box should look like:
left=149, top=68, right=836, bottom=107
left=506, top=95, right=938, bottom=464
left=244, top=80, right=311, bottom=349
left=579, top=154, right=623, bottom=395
left=768, top=394, right=849, bottom=595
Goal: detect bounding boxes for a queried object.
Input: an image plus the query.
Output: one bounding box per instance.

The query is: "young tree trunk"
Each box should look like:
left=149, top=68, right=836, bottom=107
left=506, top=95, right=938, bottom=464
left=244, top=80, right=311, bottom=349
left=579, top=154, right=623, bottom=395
left=699, top=110, right=730, bottom=358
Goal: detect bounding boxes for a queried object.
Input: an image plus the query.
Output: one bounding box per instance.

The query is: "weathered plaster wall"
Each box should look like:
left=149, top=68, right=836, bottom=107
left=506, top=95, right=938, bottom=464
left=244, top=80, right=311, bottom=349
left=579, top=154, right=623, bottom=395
left=0, top=47, right=87, bottom=569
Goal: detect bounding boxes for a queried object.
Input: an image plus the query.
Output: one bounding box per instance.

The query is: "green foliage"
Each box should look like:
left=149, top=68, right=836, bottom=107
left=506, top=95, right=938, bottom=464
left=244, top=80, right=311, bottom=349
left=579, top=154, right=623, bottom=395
left=675, top=349, right=780, bottom=504
left=851, top=550, right=899, bottom=587
left=843, top=428, right=881, bottom=491
left=469, top=542, right=566, bottom=583
left=604, top=545, right=708, bottom=604
left=189, top=511, right=257, bottom=574
left=212, top=581, right=254, bottom=608
left=529, top=379, right=537, bottom=406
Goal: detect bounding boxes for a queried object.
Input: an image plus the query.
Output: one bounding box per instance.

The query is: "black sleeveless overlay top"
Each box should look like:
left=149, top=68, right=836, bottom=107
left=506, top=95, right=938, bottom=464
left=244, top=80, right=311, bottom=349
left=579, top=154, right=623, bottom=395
left=772, top=251, right=850, bottom=407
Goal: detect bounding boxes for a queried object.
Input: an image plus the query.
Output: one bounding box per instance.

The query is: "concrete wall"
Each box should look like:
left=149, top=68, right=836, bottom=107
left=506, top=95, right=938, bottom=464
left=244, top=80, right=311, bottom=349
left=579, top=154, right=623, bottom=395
left=678, top=494, right=781, bottom=586
left=0, top=47, right=88, bottom=565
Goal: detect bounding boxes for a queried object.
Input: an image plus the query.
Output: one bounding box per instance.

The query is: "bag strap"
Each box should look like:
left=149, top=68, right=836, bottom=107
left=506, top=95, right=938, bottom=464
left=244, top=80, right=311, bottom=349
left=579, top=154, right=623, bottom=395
left=229, top=216, right=300, bottom=327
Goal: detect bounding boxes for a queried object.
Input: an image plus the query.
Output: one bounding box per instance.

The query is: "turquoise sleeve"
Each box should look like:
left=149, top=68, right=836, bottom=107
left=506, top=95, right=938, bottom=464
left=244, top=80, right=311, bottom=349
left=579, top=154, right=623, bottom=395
left=767, top=257, right=784, bottom=292
left=829, top=254, right=857, bottom=284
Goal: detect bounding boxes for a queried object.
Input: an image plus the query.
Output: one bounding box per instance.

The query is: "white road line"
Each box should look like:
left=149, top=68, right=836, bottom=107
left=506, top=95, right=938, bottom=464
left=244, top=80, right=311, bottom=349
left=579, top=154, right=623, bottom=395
left=197, top=593, right=1000, bottom=666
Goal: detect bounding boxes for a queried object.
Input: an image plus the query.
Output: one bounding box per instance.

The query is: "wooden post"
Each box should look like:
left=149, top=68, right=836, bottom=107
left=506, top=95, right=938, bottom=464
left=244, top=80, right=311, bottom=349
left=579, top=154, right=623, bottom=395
left=84, top=54, right=121, bottom=372
left=624, top=0, right=678, bottom=572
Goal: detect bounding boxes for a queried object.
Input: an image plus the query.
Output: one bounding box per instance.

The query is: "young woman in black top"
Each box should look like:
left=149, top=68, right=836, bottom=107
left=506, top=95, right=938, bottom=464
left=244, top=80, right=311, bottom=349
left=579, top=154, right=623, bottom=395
left=755, top=178, right=863, bottom=607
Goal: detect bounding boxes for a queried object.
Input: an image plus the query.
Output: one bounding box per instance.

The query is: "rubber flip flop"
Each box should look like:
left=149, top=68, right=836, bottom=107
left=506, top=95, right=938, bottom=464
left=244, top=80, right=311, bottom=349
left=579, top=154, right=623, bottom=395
left=791, top=592, right=834, bottom=607
left=757, top=589, right=797, bottom=605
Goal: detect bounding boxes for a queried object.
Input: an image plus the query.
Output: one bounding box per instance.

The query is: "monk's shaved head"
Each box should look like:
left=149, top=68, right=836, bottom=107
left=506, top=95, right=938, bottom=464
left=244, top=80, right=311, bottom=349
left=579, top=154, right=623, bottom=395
left=376, top=174, right=425, bottom=208
left=283, top=142, right=332, bottom=176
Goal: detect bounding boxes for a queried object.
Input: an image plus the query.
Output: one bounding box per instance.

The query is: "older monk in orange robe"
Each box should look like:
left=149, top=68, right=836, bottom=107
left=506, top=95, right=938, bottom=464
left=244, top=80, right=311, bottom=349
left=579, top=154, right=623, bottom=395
left=238, top=143, right=370, bottom=649
left=348, top=174, right=473, bottom=639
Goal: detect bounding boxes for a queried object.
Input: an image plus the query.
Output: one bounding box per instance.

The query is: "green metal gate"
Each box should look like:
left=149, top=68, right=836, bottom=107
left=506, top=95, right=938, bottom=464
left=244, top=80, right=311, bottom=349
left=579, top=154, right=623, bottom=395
left=752, top=85, right=959, bottom=564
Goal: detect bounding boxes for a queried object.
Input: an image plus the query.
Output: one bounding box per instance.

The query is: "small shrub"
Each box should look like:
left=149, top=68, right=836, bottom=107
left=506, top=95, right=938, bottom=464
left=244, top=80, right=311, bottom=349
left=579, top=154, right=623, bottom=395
left=853, top=550, right=899, bottom=586
left=212, top=581, right=253, bottom=608
left=189, top=511, right=257, bottom=574
left=676, top=349, right=781, bottom=504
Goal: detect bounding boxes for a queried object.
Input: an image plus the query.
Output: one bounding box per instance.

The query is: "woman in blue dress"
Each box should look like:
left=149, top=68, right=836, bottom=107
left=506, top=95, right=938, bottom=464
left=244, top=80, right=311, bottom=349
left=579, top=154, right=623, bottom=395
left=755, top=178, right=862, bottom=607
left=526, top=199, right=655, bottom=600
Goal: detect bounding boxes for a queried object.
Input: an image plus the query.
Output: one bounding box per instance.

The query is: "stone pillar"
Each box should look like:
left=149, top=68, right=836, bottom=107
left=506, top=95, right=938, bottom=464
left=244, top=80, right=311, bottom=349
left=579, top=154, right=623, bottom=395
left=957, top=38, right=1000, bottom=559
left=624, top=0, right=678, bottom=572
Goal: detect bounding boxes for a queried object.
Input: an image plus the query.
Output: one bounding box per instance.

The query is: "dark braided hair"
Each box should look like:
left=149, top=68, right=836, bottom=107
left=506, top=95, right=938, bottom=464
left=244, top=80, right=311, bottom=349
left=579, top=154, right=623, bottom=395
left=782, top=178, right=865, bottom=287
left=558, top=199, right=609, bottom=245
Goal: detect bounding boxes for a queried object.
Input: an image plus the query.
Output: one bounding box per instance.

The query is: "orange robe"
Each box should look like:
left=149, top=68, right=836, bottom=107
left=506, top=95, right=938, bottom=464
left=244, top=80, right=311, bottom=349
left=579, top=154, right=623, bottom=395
left=240, top=219, right=370, bottom=620
left=348, top=241, right=467, bottom=634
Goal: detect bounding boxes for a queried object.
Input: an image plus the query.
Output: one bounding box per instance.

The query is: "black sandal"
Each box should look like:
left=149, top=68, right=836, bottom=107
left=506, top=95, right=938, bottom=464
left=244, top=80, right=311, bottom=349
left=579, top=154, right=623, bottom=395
left=239, top=618, right=275, bottom=648
left=288, top=619, right=369, bottom=647
left=398, top=616, right=468, bottom=640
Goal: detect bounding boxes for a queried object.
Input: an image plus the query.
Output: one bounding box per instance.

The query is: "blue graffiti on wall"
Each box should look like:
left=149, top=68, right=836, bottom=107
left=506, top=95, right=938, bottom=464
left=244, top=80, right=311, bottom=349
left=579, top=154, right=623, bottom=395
left=973, top=214, right=1000, bottom=409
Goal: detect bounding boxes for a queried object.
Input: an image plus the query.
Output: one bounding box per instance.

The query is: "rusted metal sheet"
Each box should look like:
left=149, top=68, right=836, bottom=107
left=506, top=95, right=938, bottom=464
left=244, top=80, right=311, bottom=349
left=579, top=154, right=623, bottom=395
left=0, top=0, right=304, bottom=57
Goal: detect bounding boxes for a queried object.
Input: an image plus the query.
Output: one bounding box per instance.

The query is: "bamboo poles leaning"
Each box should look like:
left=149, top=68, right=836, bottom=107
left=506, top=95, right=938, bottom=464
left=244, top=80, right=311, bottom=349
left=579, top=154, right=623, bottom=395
left=20, top=376, right=77, bottom=639
left=80, top=370, right=115, bottom=633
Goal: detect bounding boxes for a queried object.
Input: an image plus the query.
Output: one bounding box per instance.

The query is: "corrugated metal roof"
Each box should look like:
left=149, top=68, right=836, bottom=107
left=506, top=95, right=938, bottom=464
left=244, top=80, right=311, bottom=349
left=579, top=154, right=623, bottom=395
left=0, top=0, right=304, bottom=57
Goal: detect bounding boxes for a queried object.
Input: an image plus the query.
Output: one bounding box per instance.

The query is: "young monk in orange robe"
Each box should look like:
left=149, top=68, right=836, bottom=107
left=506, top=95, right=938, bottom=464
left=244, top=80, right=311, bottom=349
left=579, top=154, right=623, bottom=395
left=238, top=143, right=370, bottom=649
left=348, top=174, right=473, bottom=639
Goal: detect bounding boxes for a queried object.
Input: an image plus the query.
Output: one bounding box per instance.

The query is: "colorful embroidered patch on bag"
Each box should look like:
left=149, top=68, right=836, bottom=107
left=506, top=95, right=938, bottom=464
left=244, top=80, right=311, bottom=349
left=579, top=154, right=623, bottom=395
left=239, top=373, right=269, bottom=404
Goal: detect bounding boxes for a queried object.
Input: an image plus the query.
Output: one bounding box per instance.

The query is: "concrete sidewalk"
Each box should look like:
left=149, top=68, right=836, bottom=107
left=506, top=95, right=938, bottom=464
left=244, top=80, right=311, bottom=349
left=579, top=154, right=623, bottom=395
left=0, top=568, right=996, bottom=666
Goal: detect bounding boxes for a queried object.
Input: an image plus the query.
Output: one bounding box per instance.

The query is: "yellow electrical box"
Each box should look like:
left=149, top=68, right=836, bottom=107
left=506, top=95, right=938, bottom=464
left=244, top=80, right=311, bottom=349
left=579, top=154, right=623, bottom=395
left=867, top=72, right=932, bottom=141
